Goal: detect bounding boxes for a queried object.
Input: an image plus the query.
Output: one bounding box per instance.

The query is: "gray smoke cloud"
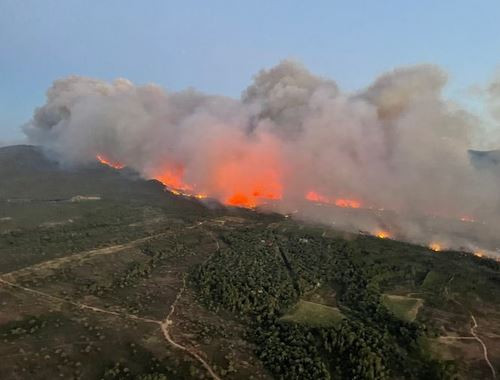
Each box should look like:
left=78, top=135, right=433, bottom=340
left=24, top=60, right=500, bottom=256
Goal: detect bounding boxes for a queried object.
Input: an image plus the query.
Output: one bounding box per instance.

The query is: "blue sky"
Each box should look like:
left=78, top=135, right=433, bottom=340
left=1, top=0, right=499, bottom=141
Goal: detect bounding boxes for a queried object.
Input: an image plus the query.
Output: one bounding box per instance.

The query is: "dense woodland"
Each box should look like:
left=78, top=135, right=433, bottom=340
left=190, top=227, right=458, bottom=379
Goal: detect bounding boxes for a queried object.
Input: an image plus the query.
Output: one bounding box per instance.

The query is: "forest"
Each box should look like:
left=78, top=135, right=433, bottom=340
left=190, top=226, right=460, bottom=379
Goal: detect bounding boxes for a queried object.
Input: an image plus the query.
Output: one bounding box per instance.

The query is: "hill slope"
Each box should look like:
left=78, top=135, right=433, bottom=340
left=0, top=145, right=499, bottom=380
left=0, top=145, right=206, bottom=212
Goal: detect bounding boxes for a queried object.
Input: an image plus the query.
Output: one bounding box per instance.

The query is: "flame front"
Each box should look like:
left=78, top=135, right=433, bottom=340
left=96, top=153, right=365, bottom=210
left=335, top=198, right=362, bottom=209
left=306, top=191, right=362, bottom=209
left=214, top=160, right=283, bottom=207
left=94, top=154, right=493, bottom=259
left=134, top=154, right=283, bottom=208
left=154, top=165, right=193, bottom=192
left=96, top=154, right=125, bottom=169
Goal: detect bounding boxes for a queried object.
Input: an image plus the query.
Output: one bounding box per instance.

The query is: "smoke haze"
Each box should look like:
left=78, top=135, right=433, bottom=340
left=24, top=60, right=500, bottom=255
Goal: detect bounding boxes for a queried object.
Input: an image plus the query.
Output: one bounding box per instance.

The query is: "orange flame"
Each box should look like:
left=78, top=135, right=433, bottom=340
left=429, top=243, right=442, bottom=252
left=96, top=154, right=125, bottom=169
left=305, top=191, right=330, bottom=204
left=227, top=193, right=256, bottom=208
left=154, top=165, right=193, bottom=192
left=149, top=158, right=282, bottom=208
left=220, top=172, right=282, bottom=208
left=473, top=250, right=484, bottom=258
left=335, top=198, right=361, bottom=209
left=306, top=191, right=362, bottom=209
left=95, top=152, right=370, bottom=211
left=374, top=230, right=391, bottom=239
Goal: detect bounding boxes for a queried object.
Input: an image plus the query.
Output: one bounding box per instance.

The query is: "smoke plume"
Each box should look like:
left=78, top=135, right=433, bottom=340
left=24, top=60, right=500, bottom=255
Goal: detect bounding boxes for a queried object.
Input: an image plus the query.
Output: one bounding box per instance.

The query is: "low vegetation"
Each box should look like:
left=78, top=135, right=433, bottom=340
left=382, top=294, right=423, bottom=322
left=280, top=300, right=344, bottom=327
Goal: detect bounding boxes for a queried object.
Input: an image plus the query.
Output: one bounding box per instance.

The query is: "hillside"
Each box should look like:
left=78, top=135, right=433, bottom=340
left=0, top=145, right=499, bottom=379
left=0, top=145, right=205, bottom=211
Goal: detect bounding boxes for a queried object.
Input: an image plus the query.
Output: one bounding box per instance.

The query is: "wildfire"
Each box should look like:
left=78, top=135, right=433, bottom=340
left=460, top=216, right=475, bottom=223
left=335, top=198, right=361, bottom=209
left=306, top=191, right=362, bottom=209
left=193, top=193, right=208, bottom=199
left=96, top=154, right=125, bottom=169
left=96, top=152, right=369, bottom=210
left=374, top=230, right=391, bottom=239
left=227, top=193, right=256, bottom=208
left=429, top=243, right=442, bottom=252
left=305, top=191, right=329, bottom=203
left=169, top=188, right=207, bottom=199
left=93, top=152, right=489, bottom=258
left=473, top=250, right=484, bottom=258
left=154, top=165, right=193, bottom=192
left=223, top=186, right=282, bottom=207
left=150, top=157, right=282, bottom=208
left=213, top=158, right=283, bottom=208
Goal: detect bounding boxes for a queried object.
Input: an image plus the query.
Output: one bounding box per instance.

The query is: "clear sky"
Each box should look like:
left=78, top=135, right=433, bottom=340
left=1, top=0, right=499, bottom=142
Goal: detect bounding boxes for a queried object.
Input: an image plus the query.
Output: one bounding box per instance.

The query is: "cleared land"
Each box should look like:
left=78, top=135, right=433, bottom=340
left=382, top=294, right=423, bottom=322
left=281, top=300, right=344, bottom=327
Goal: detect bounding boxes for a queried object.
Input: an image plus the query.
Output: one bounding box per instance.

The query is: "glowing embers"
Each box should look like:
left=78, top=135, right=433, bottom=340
left=305, top=191, right=362, bottom=209
left=96, top=154, right=125, bottom=169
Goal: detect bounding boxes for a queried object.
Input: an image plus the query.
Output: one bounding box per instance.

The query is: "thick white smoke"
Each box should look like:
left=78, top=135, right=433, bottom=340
left=24, top=60, right=500, bottom=255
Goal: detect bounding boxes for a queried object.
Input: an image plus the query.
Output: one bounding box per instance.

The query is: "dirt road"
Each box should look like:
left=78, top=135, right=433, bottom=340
left=0, top=269, right=221, bottom=380
left=444, top=275, right=496, bottom=379
left=1, top=232, right=169, bottom=281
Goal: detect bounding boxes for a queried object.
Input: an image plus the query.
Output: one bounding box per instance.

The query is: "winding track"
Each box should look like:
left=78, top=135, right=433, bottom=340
left=0, top=276, right=220, bottom=379
left=0, top=232, right=170, bottom=281
left=0, top=221, right=222, bottom=380
left=444, top=275, right=496, bottom=379
left=470, top=314, right=496, bottom=379
left=159, top=276, right=221, bottom=380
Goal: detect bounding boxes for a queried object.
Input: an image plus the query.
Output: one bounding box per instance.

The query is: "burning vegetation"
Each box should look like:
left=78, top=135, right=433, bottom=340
left=305, top=191, right=362, bottom=209
left=374, top=230, right=391, bottom=239
left=25, top=60, right=500, bottom=257
left=96, top=154, right=364, bottom=211
left=96, top=154, right=125, bottom=169
left=429, top=243, right=442, bottom=252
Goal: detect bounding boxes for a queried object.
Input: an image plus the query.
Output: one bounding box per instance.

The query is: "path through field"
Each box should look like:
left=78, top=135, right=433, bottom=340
left=0, top=220, right=222, bottom=380
left=444, top=274, right=496, bottom=379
